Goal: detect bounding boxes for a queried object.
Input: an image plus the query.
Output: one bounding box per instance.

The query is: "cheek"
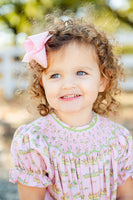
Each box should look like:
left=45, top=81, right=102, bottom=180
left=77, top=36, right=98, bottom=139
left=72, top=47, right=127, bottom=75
left=84, top=81, right=100, bottom=99
left=45, top=88, right=53, bottom=99
left=44, top=84, right=57, bottom=103
left=44, top=91, right=55, bottom=108
left=84, top=78, right=100, bottom=91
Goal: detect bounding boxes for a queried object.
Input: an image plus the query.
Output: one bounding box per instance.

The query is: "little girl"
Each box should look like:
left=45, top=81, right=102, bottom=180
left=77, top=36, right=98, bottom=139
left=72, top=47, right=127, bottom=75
left=9, top=18, right=133, bottom=200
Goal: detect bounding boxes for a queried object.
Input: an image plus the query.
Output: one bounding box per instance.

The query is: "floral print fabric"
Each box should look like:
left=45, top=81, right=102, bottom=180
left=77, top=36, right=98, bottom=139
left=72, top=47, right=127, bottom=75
left=9, top=112, right=133, bottom=200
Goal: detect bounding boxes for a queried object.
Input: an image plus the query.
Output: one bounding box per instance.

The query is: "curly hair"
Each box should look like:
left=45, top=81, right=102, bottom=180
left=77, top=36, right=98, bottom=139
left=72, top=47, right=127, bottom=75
left=28, top=17, right=124, bottom=117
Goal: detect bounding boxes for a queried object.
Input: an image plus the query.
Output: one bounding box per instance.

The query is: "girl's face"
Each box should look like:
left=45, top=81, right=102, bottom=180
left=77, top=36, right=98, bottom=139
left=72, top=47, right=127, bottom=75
left=42, top=41, right=106, bottom=120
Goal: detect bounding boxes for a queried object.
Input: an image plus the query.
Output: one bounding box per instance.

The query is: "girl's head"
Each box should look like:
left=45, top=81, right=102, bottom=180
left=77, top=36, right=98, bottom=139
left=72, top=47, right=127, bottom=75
left=26, top=18, right=124, bottom=117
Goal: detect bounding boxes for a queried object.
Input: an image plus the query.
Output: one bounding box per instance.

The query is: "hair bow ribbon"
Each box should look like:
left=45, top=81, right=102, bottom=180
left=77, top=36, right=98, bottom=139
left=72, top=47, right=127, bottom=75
left=22, top=31, right=52, bottom=68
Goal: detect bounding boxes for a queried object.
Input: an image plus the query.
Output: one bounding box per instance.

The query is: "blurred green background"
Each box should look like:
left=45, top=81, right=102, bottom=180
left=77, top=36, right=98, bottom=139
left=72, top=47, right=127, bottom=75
left=0, top=0, right=133, bottom=199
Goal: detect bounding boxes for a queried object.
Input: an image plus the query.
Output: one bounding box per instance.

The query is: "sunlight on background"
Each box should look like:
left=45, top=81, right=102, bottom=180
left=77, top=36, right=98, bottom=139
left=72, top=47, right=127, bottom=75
left=108, top=0, right=129, bottom=10
left=0, top=31, right=13, bottom=47
left=0, top=32, right=27, bottom=47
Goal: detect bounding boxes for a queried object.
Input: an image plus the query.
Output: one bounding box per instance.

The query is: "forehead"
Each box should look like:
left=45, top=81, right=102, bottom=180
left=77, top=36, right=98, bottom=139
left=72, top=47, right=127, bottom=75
left=46, top=41, right=99, bottom=71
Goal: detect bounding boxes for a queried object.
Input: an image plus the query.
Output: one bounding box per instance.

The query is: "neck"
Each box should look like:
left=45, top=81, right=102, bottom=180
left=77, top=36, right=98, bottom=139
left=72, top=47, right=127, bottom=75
left=53, top=110, right=93, bottom=128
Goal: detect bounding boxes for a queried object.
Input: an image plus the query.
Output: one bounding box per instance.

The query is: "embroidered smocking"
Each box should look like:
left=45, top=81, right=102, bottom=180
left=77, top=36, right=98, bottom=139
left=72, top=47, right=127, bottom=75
left=9, top=113, right=133, bottom=200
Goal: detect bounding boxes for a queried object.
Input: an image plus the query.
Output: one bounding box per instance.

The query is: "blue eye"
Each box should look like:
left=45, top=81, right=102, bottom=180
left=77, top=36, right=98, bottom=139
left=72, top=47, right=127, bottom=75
left=50, top=74, right=60, bottom=79
left=77, top=71, right=87, bottom=76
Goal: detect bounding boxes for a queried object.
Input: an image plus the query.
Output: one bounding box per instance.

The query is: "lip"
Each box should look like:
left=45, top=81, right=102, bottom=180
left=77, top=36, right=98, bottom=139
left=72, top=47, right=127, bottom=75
left=60, top=94, right=82, bottom=101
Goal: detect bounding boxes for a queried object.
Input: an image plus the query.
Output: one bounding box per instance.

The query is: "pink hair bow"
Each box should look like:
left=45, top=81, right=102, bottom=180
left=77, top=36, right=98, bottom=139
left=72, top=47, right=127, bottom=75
left=22, top=31, right=52, bottom=68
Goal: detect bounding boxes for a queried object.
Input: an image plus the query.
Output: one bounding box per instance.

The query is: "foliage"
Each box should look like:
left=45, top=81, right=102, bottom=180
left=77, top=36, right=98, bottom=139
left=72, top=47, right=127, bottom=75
left=0, top=0, right=133, bottom=37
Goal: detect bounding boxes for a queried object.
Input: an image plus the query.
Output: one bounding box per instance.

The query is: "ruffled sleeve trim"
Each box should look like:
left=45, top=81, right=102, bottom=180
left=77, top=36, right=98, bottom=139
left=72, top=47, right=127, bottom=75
left=9, top=167, right=52, bottom=188
left=118, top=170, right=133, bottom=186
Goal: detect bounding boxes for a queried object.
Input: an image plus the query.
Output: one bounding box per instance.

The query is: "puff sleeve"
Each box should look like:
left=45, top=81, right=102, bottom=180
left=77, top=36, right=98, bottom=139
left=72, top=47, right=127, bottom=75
left=9, top=125, right=54, bottom=188
left=117, top=126, right=133, bottom=186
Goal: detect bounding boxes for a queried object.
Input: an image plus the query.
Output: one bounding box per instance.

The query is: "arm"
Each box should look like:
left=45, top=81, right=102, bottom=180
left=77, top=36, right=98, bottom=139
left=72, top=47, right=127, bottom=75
left=18, top=182, right=46, bottom=200
left=116, top=176, right=133, bottom=200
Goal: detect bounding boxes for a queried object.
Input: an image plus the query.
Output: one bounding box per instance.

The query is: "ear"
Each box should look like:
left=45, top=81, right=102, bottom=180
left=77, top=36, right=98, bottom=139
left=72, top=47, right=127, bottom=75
left=99, top=76, right=108, bottom=92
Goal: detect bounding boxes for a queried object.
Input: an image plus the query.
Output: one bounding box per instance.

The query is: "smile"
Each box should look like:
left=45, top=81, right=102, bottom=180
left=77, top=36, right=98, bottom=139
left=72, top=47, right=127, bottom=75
left=60, top=94, right=81, bottom=101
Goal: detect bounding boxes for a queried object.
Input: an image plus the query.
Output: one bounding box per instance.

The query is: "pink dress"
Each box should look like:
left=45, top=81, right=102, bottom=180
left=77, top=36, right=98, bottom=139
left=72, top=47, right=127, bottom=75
left=9, top=112, right=133, bottom=200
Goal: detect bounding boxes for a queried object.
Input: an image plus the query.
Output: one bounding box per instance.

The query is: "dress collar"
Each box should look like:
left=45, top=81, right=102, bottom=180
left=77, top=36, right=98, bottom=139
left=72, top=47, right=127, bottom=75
left=50, top=112, right=98, bottom=132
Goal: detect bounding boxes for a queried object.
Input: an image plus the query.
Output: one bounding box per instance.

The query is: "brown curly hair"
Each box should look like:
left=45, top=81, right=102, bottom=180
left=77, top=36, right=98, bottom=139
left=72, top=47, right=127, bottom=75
left=28, top=17, right=124, bottom=117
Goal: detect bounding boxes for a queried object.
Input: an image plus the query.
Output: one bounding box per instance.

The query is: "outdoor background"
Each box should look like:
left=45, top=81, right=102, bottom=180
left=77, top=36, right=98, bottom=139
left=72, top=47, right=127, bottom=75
left=0, top=0, right=133, bottom=199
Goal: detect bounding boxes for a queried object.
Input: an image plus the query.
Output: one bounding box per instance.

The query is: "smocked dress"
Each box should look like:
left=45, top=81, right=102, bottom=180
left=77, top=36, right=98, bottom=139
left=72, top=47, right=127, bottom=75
left=9, top=112, right=133, bottom=200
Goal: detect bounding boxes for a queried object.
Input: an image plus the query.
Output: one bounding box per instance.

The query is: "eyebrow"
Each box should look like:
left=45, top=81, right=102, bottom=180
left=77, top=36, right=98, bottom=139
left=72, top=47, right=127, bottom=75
left=44, top=65, right=96, bottom=75
left=74, top=65, right=96, bottom=71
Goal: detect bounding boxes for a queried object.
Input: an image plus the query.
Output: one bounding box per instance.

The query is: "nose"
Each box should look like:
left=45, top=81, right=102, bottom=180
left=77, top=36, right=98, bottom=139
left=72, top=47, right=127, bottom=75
left=62, top=76, right=76, bottom=90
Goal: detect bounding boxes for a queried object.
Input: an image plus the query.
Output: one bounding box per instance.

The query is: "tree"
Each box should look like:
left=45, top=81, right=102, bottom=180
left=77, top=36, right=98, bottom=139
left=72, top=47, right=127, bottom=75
left=0, top=0, right=132, bottom=38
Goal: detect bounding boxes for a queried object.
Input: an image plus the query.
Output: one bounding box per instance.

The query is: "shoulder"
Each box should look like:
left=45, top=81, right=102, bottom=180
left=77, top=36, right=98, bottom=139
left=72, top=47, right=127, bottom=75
left=11, top=114, right=53, bottom=152
left=97, top=113, right=132, bottom=149
left=14, top=114, right=51, bottom=138
left=97, top=113, right=130, bottom=134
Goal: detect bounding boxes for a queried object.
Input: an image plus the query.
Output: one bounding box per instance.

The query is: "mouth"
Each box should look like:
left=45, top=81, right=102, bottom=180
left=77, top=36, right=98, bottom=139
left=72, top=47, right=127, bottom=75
left=60, top=94, right=81, bottom=101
